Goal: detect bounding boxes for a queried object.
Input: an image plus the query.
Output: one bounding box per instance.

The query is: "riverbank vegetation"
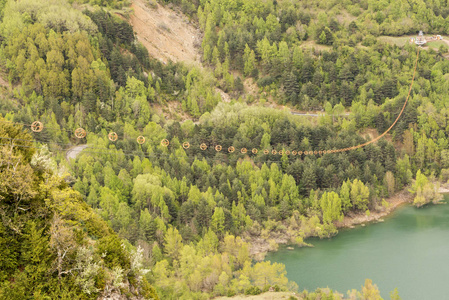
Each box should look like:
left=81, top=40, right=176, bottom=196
left=1, top=0, right=449, bottom=298
left=410, top=170, right=443, bottom=207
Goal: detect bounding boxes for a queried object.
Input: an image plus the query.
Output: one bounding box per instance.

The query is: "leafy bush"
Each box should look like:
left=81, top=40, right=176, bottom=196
left=257, top=76, right=276, bottom=87
left=245, top=286, right=262, bottom=295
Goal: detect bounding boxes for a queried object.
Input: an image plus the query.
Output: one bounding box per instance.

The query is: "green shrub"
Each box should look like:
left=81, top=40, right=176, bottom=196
left=245, top=286, right=262, bottom=295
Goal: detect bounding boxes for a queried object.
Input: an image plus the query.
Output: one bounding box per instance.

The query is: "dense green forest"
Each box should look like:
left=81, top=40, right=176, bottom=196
left=0, top=119, right=159, bottom=299
left=1, top=0, right=449, bottom=298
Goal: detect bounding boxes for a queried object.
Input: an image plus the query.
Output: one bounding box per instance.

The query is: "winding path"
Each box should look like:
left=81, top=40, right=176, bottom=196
left=66, top=144, right=88, bottom=160
left=291, top=111, right=350, bottom=117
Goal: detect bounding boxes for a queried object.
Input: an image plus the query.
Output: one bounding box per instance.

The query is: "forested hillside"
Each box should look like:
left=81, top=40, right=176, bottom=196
left=173, top=0, right=449, bottom=109
left=1, top=0, right=449, bottom=299
left=0, top=119, right=159, bottom=299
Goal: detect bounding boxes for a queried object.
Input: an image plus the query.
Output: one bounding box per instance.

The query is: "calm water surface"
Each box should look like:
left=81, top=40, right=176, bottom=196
left=265, top=199, right=449, bottom=299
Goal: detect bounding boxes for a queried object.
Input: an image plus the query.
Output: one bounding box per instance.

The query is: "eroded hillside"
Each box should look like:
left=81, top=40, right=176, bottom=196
left=130, top=0, right=201, bottom=64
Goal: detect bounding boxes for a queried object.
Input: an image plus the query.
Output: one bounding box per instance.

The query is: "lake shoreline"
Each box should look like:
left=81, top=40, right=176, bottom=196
left=249, top=182, right=449, bottom=258
left=249, top=188, right=414, bottom=259
left=336, top=188, right=413, bottom=229
left=264, top=193, right=449, bottom=300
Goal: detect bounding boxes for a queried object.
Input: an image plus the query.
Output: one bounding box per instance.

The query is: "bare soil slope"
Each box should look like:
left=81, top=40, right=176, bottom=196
left=130, top=0, right=201, bottom=64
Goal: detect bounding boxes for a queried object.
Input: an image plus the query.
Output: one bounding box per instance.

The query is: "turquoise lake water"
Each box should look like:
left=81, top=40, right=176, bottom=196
left=265, top=199, right=449, bottom=299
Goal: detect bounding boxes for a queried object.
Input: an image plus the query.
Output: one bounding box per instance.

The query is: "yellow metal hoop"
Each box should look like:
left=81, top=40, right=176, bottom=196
left=75, top=128, right=87, bottom=139
left=31, top=121, right=43, bottom=132
left=161, top=139, right=170, bottom=147
left=108, top=132, right=118, bottom=142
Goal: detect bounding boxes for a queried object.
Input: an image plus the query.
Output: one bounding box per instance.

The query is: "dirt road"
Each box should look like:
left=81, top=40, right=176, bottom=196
left=66, top=145, right=88, bottom=160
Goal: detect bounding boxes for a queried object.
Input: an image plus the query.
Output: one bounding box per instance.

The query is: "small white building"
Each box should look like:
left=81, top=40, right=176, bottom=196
left=415, top=31, right=426, bottom=46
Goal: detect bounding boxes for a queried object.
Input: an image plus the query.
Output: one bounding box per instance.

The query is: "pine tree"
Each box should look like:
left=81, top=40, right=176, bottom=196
left=301, top=164, right=317, bottom=192
left=164, top=227, right=183, bottom=261
left=244, top=47, right=256, bottom=77
left=211, top=207, right=225, bottom=235
left=283, top=72, right=299, bottom=103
